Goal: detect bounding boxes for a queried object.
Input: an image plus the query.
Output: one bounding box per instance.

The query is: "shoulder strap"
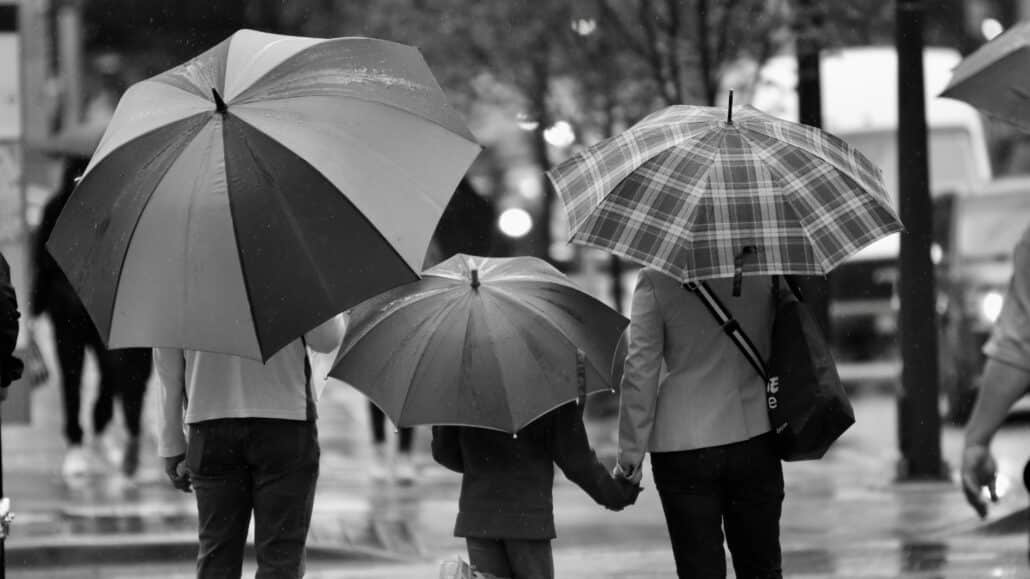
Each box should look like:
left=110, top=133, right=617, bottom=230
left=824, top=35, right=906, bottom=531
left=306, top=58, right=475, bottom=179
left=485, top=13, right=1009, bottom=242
left=300, top=336, right=315, bottom=421
left=684, top=281, right=769, bottom=382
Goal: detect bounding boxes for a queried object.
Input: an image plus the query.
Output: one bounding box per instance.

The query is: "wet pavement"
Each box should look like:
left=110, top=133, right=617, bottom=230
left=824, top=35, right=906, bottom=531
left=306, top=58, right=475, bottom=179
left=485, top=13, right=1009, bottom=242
left=1, top=323, right=1029, bottom=577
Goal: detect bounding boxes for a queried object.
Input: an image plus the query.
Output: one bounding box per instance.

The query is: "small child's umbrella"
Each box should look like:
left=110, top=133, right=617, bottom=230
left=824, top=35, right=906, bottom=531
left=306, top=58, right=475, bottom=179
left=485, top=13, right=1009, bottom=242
left=329, top=254, right=629, bottom=433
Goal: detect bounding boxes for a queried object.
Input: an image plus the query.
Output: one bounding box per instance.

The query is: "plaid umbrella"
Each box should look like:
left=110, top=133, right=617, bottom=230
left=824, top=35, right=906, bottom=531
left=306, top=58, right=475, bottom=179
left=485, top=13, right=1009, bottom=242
left=940, top=20, right=1030, bottom=130
left=547, top=104, right=903, bottom=285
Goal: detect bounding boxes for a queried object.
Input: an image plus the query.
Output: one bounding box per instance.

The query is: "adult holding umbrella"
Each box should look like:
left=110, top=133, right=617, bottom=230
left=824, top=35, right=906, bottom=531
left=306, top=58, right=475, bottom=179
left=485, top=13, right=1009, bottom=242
left=45, top=29, right=479, bottom=578
left=331, top=254, right=639, bottom=577
left=548, top=101, right=902, bottom=578
left=939, top=23, right=1030, bottom=520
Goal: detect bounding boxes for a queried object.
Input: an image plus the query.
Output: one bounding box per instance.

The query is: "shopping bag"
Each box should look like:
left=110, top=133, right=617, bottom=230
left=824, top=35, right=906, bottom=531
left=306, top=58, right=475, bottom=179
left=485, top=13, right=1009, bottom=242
left=686, top=277, right=854, bottom=461
left=765, top=279, right=854, bottom=460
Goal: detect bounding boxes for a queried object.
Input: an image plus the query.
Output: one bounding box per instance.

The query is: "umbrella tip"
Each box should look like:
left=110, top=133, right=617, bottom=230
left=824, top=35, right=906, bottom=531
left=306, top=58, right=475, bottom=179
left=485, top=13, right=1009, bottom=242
left=211, top=88, right=228, bottom=114
left=470, top=268, right=480, bottom=289
left=727, top=90, right=734, bottom=124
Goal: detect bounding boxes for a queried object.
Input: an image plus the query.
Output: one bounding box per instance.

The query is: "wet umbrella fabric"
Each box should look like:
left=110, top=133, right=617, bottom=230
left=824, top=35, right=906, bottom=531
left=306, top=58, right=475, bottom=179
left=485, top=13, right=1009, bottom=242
left=329, top=254, right=629, bottom=433
left=940, top=20, right=1030, bottom=131
left=46, top=29, right=480, bottom=362
left=547, top=104, right=903, bottom=284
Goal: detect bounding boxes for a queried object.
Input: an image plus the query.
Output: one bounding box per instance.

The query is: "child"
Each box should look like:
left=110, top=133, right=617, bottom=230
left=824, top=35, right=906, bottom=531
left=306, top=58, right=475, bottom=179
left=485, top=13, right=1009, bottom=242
left=432, top=401, right=640, bottom=579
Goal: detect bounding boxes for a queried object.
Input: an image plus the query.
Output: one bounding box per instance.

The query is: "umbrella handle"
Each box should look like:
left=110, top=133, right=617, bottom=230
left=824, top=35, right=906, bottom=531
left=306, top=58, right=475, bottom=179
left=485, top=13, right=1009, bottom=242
left=576, top=350, right=587, bottom=411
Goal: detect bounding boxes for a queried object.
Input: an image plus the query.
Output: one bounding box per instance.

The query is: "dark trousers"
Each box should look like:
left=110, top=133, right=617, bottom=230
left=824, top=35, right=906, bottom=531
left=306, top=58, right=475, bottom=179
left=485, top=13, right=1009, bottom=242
left=651, top=433, right=784, bottom=579
left=186, top=418, right=320, bottom=579
left=466, top=537, right=553, bottom=579
left=369, top=402, right=413, bottom=452
left=50, top=304, right=151, bottom=444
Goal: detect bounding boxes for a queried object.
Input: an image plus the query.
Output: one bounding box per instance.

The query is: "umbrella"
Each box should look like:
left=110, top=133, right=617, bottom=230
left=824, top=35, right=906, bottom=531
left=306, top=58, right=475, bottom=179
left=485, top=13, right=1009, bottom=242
left=940, top=20, right=1030, bottom=130
left=546, top=102, right=903, bottom=289
left=329, top=254, right=628, bottom=433
left=45, top=29, right=480, bottom=361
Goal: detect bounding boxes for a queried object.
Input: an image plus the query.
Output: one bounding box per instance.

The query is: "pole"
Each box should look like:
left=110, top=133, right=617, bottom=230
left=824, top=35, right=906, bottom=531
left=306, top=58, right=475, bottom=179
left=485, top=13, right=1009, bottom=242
left=56, top=0, right=83, bottom=130
left=794, top=0, right=831, bottom=338
left=895, top=0, right=945, bottom=480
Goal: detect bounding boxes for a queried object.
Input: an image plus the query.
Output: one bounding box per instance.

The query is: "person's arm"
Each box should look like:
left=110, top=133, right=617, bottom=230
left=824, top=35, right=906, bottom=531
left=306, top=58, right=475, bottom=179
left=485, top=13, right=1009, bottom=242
left=961, top=358, right=1030, bottom=517
left=304, top=313, right=348, bottom=354
left=154, top=347, right=191, bottom=492
left=430, top=425, right=464, bottom=473
left=550, top=403, right=638, bottom=511
left=617, top=273, right=664, bottom=479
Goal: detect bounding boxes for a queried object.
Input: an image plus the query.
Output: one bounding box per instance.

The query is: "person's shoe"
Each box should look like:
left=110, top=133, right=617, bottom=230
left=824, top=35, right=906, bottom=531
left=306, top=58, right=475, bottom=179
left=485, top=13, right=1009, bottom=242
left=122, top=436, right=141, bottom=479
left=395, top=452, right=416, bottom=485
left=369, top=443, right=390, bottom=482
left=62, top=445, right=90, bottom=478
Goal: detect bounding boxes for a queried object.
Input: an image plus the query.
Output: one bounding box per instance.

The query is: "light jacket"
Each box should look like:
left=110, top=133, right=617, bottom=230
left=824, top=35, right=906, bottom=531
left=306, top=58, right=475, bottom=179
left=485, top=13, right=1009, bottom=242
left=155, top=314, right=346, bottom=457
left=618, top=269, right=777, bottom=470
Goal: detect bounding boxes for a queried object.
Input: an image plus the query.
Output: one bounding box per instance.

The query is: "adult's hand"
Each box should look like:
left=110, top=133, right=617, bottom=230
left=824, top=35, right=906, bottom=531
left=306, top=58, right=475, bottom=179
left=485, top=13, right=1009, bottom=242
left=961, top=444, right=998, bottom=519
left=613, top=462, right=643, bottom=486
left=163, top=454, right=192, bottom=493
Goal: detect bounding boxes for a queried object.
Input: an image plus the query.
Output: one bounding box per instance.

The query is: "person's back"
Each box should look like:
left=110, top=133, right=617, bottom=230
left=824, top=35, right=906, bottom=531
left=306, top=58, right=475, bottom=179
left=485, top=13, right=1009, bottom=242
left=156, top=314, right=345, bottom=578
left=433, top=401, right=636, bottom=579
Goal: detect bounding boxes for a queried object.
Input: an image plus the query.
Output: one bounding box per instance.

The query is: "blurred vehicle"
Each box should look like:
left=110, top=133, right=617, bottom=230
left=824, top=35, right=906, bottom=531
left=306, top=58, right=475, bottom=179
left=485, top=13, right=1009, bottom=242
left=751, top=46, right=993, bottom=362
left=934, top=179, right=1030, bottom=423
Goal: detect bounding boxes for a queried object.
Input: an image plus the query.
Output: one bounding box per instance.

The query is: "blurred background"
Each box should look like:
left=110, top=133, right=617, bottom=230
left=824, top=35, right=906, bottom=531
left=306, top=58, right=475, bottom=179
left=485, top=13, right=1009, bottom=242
left=3, top=0, right=1030, bottom=427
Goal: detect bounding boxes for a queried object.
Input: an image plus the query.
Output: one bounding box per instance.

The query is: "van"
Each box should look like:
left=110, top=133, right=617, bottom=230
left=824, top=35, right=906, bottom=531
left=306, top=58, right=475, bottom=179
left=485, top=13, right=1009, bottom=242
left=750, top=46, right=993, bottom=361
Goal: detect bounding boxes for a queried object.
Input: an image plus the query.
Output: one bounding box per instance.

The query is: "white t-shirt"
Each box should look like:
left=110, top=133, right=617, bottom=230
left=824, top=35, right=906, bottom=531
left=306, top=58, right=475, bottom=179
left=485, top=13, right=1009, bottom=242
left=155, top=314, right=347, bottom=457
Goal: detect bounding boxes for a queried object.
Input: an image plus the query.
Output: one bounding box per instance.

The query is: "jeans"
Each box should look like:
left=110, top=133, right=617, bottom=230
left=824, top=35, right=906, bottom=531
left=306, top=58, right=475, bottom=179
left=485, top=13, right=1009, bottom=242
left=466, top=537, right=554, bottom=579
left=651, top=433, right=784, bottom=579
left=186, top=418, right=320, bottom=579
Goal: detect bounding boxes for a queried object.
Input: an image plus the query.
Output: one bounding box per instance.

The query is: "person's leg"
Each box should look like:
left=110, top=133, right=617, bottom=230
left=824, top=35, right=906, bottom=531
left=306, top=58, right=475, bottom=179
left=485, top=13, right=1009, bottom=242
left=188, top=420, right=253, bottom=578
left=395, top=426, right=416, bottom=483
left=723, top=434, right=784, bottom=579
left=651, top=448, right=729, bottom=578
left=113, top=348, right=152, bottom=477
left=51, top=316, right=86, bottom=446
left=466, top=537, right=513, bottom=578
left=369, top=402, right=390, bottom=480
left=504, top=539, right=554, bottom=579
left=89, top=346, right=117, bottom=437
left=249, top=419, right=320, bottom=579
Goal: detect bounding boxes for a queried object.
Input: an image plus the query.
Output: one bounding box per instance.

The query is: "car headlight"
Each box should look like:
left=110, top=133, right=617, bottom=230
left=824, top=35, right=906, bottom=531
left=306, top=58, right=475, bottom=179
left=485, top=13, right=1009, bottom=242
left=979, top=290, right=1005, bottom=324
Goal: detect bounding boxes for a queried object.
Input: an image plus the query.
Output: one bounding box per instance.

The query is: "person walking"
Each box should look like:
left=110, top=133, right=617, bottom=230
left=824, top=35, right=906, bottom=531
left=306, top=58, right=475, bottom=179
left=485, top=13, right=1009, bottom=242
left=961, top=224, right=1030, bottom=518
left=0, top=250, right=23, bottom=399
left=432, top=399, right=640, bottom=579
left=156, top=314, right=345, bottom=578
left=616, top=270, right=785, bottom=579
left=368, top=404, right=416, bottom=483
left=31, top=157, right=153, bottom=478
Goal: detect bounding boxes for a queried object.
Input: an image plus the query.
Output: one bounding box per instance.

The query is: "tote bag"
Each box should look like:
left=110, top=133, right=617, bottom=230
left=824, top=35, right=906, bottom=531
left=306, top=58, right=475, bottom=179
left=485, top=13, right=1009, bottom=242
left=686, top=277, right=855, bottom=461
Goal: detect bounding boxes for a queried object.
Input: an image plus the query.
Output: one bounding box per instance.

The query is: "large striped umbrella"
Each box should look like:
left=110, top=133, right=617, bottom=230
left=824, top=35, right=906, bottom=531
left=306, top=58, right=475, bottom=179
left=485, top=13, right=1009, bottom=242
left=329, top=254, right=628, bottom=433
left=47, top=29, right=480, bottom=362
left=547, top=104, right=902, bottom=287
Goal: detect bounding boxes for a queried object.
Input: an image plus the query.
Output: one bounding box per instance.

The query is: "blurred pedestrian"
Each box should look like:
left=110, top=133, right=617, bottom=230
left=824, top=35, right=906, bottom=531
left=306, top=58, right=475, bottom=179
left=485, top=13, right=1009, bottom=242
left=432, top=400, right=639, bottom=579
left=616, top=270, right=786, bottom=578
left=0, top=250, right=23, bottom=401
left=30, top=157, right=153, bottom=478
left=156, top=314, right=346, bottom=578
left=368, top=403, right=416, bottom=483
left=961, top=224, right=1030, bottom=518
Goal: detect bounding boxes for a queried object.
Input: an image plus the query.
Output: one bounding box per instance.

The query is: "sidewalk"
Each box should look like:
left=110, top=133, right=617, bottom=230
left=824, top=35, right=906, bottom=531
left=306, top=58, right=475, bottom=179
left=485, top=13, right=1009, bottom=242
left=0, top=328, right=1028, bottom=577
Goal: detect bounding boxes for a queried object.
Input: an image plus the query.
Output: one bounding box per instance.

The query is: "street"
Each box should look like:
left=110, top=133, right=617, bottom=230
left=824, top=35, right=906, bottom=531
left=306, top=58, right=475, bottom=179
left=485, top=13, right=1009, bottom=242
left=1, top=342, right=1029, bottom=578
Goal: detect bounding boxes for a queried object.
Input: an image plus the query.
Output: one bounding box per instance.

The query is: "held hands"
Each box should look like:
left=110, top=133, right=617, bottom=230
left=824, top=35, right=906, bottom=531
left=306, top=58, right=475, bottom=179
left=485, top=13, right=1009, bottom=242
left=961, top=444, right=998, bottom=519
left=164, top=454, right=192, bottom=493
left=609, top=462, right=643, bottom=510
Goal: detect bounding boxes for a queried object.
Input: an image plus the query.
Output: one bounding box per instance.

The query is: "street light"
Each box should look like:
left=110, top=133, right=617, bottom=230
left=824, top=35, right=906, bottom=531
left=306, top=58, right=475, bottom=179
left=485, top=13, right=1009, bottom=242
left=498, top=207, right=533, bottom=238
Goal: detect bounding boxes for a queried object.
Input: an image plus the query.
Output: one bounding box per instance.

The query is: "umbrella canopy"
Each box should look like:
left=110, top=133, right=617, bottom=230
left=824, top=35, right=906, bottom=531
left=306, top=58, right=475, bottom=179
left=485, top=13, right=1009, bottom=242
left=547, top=104, right=903, bottom=284
left=46, top=29, right=480, bottom=361
left=329, top=254, right=628, bottom=433
left=940, top=20, right=1030, bottom=130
